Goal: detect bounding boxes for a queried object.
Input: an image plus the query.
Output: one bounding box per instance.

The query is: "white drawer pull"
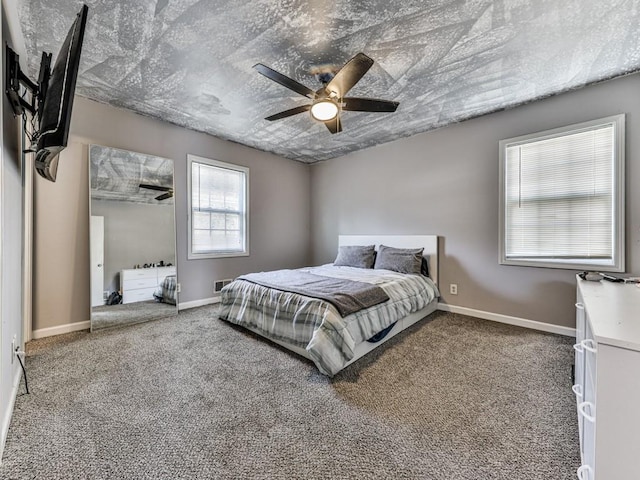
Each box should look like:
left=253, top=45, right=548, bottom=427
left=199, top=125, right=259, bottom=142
left=581, top=339, right=597, bottom=354
left=578, top=401, right=596, bottom=423
left=577, top=464, right=592, bottom=480
left=575, top=302, right=585, bottom=310
left=572, top=384, right=583, bottom=398
left=573, top=343, right=584, bottom=353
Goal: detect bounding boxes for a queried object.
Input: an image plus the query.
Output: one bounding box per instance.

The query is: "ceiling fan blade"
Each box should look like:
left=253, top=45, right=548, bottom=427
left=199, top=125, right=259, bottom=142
left=342, top=97, right=399, bottom=113
left=253, top=63, right=315, bottom=99
left=324, top=115, right=342, bottom=134
left=265, top=105, right=311, bottom=121
left=155, top=192, right=173, bottom=201
left=139, top=183, right=171, bottom=192
left=325, top=53, right=374, bottom=98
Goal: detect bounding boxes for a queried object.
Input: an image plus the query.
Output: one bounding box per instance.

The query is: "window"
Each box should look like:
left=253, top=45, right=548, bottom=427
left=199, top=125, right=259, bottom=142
left=499, top=115, right=625, bottom=271
left=188, top=155, right=249, bottom=259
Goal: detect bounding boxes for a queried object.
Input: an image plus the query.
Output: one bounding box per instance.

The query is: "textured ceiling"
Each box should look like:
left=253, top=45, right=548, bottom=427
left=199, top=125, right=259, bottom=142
left=18, top=0, right=640, bottom=163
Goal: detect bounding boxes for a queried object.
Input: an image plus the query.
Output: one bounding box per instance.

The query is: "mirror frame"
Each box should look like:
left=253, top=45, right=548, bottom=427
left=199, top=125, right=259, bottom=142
left=88, top=144, right=178, bottom=331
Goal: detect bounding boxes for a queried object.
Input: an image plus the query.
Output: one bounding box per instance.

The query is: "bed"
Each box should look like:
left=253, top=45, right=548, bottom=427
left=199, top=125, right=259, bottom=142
left=218, top=235, right=440, bottom=376
left=154, top=274, right=177, bottom=305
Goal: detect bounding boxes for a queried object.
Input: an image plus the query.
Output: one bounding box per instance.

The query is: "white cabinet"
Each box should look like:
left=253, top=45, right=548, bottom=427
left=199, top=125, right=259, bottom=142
left=574, top=277, right=640, bottom=479
left=121, top=266, right=176, bottom=304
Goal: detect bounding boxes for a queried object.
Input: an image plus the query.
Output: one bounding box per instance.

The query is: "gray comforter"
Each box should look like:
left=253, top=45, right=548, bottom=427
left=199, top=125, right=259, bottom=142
left=219, top=265, right=440, bottom=376
left=238, top=270, right=389, bottom=316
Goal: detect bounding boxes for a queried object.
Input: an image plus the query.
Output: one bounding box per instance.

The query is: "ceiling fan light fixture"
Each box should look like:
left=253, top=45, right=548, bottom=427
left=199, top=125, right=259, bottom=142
left=255, top=53, right=395, bottom=134
left=310, top=99, right=339, bottom=122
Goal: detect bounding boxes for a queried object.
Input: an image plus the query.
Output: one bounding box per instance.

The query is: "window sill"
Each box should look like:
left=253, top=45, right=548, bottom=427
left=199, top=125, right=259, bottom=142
left=500, top=257, right=623, bottom=272
left=188, top=251, right=250, bottom=260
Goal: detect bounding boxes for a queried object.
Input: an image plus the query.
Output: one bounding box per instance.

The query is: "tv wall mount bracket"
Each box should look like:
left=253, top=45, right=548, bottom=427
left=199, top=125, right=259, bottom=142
left=5, top=44, right=51, bottom=118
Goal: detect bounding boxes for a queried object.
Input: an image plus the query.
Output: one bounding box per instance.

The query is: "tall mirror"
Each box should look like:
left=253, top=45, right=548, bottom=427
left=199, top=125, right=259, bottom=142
left=89, top=145, right=178, bottom=331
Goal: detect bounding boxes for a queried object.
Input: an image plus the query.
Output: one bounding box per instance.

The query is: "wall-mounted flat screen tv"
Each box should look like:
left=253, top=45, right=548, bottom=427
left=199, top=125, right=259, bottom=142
left=5, top=4, right=88, bottom=182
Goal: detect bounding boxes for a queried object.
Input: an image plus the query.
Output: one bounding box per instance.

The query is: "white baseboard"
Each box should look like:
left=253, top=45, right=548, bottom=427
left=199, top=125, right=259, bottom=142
left=437, top=303, right=576, bottom=337
left=178, top=297, right=220, bottom=311
left=32, top=320, right=90, bottom=340
left=0, top=365, right=23, bottom=464
left=30, top=299, right=223, bottom=338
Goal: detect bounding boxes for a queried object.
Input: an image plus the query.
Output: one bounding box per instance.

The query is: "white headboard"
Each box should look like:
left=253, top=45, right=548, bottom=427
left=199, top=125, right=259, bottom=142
left=338, top=235, right=439, bottom=286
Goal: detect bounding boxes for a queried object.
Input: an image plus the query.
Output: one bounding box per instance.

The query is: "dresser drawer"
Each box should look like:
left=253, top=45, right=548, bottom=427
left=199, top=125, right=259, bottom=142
left=578, top=401, right=596, bottom=477
left=122, top=287, right=156, bottom=304
left=122, top=268, right=157, bottom=280
left=582, top=339, right=597, bottom=404
left=584, top=358, right=596, bottom=406
left=123, top=277, right=158, bottom=291
left=576, top=302, right=586, bottom=343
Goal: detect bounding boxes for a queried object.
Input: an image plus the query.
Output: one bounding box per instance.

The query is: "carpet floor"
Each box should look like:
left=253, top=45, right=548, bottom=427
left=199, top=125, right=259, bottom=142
left=0, top=307, right=579, bottom=479
left=91, top=300, right=177, bottom=331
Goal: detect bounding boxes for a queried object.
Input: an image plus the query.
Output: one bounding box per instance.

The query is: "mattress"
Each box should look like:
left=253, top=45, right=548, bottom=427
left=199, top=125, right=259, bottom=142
left=218, top=265, right=440, bottom=376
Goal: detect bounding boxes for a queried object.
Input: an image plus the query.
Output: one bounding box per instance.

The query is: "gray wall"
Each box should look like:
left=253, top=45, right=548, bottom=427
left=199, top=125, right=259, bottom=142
left=34, top=142, right=91, bottom=331
left=32, top=73, right=640, bottom=333
left=91, top=200, right=176, bottom=293
left=1, top=2, right=24, bottom=458
left=310, top=73, right=640, bottom=329
left=33, top=97, right=311, bottom=330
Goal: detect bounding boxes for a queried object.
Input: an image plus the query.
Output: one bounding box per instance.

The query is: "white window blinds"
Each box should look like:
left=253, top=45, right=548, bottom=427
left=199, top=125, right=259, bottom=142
left=188, top=156, right=249, bottom=258
left=500, top=115, right=624, bottom=271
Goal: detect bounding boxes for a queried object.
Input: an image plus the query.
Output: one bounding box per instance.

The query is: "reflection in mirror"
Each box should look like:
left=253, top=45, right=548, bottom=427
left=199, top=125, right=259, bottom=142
left=89, top=145, right=177, bottom=331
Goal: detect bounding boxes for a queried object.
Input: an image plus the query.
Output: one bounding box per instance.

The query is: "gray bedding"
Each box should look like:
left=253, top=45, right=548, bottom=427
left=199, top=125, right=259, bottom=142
left=220, top=265, right=440, bottom=376
left=238, top=270, right=389, bottom=316
left=153, top=274, right=177, bottom=305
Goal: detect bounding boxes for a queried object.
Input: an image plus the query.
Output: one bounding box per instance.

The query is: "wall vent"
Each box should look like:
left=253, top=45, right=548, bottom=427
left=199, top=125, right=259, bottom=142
left=214, top=279, right=234, bottom=293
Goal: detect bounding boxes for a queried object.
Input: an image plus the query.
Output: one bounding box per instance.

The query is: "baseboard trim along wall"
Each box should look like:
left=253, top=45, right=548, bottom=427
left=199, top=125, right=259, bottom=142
left=437, top=303, right=576, bottom=337
left=30, top=297, right=223, bottom=339
left=178, top=297, right=220, bottom=311
left=0, top=367, right=23, bottom=464
left=32, top=320, right=90, bottom=340
left=29, top=300, right=573, bottom=339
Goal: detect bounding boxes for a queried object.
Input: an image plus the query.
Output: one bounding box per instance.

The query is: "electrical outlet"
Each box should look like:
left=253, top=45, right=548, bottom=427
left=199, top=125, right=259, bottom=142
left=450, top=284, right=458, bottom=295
left=11, top=335, right=16, bottom=364
left=176, top=283, right=181, bottom=293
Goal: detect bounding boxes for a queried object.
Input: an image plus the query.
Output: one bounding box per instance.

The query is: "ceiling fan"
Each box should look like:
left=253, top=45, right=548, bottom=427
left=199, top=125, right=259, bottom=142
left=139, top=183, right=174, bottom=201
left=253, top=52, right=399, bottom=134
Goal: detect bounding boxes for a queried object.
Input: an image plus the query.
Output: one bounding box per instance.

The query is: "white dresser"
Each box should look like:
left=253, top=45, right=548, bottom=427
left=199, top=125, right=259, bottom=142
left=121, top=266, right=177, bottom=304
left=574, top=277, right=640, bottom=480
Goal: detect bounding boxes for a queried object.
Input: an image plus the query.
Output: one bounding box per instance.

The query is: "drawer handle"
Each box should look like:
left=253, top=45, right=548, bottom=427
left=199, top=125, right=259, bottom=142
left=577, top=401, right=595, bottom=423
left=572, top=384, right=583, bottom=398
left=573, top=343, right=584, bottom=353
left=575, top=302, right=584, bottom=310
left=576, top=464, right=592, bottom=480
left=581, top=339, right=597, bottom=354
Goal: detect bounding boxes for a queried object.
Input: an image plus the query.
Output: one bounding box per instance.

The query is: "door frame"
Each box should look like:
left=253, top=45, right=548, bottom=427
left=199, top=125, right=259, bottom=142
left=90, top=215, right=104, bottom=308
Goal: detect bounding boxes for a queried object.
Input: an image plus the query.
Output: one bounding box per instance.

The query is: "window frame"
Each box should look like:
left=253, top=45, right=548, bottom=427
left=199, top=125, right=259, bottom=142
left=187, top=154, right=250, bottom=260
left=498, top=114, right=625, bottom=272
